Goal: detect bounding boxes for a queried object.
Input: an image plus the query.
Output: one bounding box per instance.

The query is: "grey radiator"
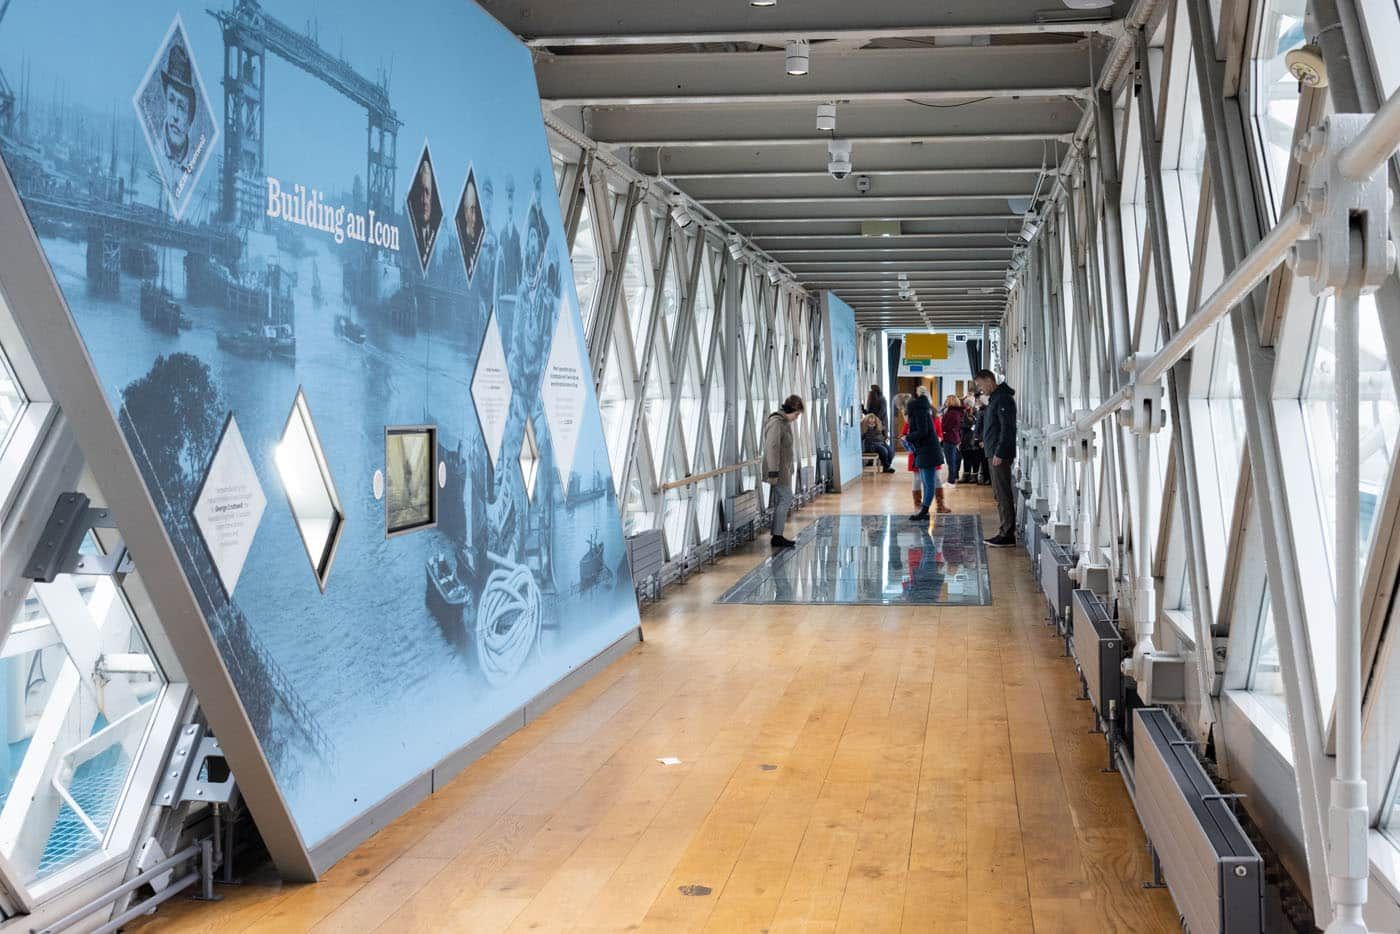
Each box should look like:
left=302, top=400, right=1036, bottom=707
left=1040, top=538, right=1075, bottom=634
left=1133, top=708, right=1264, bottom=934
left=626, top=529, right=666, bottom=603
left=1071, top=588, right=1121, bottom=723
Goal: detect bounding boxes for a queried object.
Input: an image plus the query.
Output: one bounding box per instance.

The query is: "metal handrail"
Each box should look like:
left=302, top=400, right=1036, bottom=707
left=1042, top=91, right=1400, bottom=448
left=656, top=459, right=760, bottom=492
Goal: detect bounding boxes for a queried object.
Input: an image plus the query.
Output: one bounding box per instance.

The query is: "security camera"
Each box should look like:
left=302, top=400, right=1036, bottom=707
left=827, top=139, right=853, bottom=180
left=855, top=175, right=872, bottom=195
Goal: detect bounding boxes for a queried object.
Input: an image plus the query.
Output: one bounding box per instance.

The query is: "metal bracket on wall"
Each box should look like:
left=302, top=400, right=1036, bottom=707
left=22, top=492, right=133, bottom=582
left=155, top=724, right=239, bottom=809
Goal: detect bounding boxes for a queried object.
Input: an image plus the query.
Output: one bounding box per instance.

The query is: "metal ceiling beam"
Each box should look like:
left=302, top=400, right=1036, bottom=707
left=730, top=217, right=1023, bottom=236
left=582, top=99, right=1081, bottom=151
left=754, top=233, right=1020, bottom=245
left=518, top=24, right=1114, bottom=48
left=676, top=178, right=1038, bottom=200
left=666, top=166, right=1049, bottom=180
left=783, top=259, right=1008, bottom=268
left=724, top=213, right=1022, bottom=223
left=537, top=44, right=1100, bottom=107
left=766, top=247, right=1017, bottom=256
left=476, top=0, right=1130, bottom=41
left=702, top=193, right=1030, bottom=205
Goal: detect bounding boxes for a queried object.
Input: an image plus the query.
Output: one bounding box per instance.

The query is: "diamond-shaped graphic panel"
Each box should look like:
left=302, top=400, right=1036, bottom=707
left=275, top=390, right=345, bottom=591
left=455, top=166, right=486, bottom=284
left=192, top=415, right=267, bottom=596
left=520, top=418, right=541, bottom=502
left=406, top=141, right=444, bottom=272
left=540, top=299, right=586, bottom=492
left=131, top=15, right=219, bottom=221
left=472, top=310, right=513, bottom=469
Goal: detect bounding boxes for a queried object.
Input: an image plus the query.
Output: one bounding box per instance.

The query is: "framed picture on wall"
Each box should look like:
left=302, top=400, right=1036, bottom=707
left=386, top=425, right=437, bottom=536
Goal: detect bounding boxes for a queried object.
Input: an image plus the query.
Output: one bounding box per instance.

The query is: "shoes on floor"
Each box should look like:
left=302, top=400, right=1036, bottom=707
left=770, top=535, right=797, bottom=548
left=979, top=478, right=992, bottom=486
left=984, top=534, right=1015, bottom=547
left=882, top=467, right=896, bottom=474
left=909, top=511, right=930, bottom=522
left=936, top=506, right=953, bottom=515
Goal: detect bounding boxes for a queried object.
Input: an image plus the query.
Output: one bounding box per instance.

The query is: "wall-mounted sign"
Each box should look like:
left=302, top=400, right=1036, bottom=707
left=192, top=416, right=266, bottom=596
left=541, top=300, right=585, bottom=489
left=471, top=310, right=512, bottom=468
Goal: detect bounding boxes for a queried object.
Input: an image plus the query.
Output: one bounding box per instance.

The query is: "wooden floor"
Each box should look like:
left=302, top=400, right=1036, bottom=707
left=132, top=479, right=1178, bottom=933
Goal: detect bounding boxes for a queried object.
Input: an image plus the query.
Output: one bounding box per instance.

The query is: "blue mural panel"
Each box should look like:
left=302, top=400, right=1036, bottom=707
left=825, top=293, right=862, bottom=488
left=0, top=0, right=639, bottom=846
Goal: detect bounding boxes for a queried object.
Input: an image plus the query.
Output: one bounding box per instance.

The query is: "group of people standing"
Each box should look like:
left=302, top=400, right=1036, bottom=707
left=863, top=371, right=1020, bottom=545
left=758, top=369, right=1019, bottom=550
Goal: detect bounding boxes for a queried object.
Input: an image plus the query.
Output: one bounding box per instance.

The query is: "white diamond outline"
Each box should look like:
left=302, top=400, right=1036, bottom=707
left=129, top=14, right=221, bottom=222
left=191, top=413, right=267, bottom=598
left=540, top=298, right=586, bottom=494
left=471, top=308, right=513, bottom=471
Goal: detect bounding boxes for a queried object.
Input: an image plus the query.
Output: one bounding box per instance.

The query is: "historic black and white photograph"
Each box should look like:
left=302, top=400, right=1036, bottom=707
left=455, top=167, right=487, bottom=283
left=406, top=143, right=444, bottom=272
left=131, top=15, right=218, bottom=219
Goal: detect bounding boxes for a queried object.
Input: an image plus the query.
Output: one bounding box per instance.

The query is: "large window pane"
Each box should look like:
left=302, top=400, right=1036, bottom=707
left=623, top=224, right=654, bottom=355
left=597, top=335, right=634, bottom=490
left=1252, top=0, right=1307, bottom=214
left=0, top=348, right=24, bottom=448
left=1, top=582, right=165, bottom=887
left=1301, top=295, right=1399, bottom=567
left=1247, top=584, right=1289, bottom=729
left=572, top=198, right=601, bottom=333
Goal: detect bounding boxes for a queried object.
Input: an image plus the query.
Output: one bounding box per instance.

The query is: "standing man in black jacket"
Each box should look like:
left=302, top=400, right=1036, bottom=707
left=973, top=369, right=1018, bottom=546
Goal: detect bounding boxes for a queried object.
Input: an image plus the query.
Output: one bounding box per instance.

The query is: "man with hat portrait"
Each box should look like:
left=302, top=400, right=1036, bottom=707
left=134, top=18, right=217, bottom=219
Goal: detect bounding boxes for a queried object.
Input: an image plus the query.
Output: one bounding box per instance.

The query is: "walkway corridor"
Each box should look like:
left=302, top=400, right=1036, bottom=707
left=134, top=479, right=1177, bottom=932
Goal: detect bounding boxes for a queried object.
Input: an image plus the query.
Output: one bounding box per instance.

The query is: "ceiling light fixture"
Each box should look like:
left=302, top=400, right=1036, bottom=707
left=751, top=0, right=777, bottom=6
left=727, top=234, right=745, bottom=259
left=768, top=266, right=782, bottom=284
left=816, top=102, right=837, bottom=132
left=785, top=39, right=810, bottom=76
left=671, top=201, right=693, bottom=229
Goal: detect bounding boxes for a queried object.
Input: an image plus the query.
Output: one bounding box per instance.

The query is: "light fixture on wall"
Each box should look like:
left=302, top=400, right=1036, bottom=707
left=785, top=39, right=810, bottom=76
left=671, top=200, right=693, bottom=228
left=816, top=102, right=837, bottom=132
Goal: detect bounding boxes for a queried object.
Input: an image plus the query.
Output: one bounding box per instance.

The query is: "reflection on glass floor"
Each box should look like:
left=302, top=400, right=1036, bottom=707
left=717, top=514, right=992, bottom=606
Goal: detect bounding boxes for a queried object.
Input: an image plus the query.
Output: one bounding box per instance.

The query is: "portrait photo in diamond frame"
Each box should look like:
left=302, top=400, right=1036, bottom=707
left=131, top=14, right=218, bottom=220
left=406, top=142, right=444, bottom=272
left=455, top=167, right=487, bottom=284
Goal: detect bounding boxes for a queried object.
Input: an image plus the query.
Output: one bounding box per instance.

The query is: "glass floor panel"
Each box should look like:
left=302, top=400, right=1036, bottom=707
left=717, top=514, right=992, bottom=606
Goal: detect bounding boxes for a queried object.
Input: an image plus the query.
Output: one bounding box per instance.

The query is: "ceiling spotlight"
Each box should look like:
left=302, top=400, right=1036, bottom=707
left=767, top=266, right=782, bottom=284
left=785, top=39, right=810, bottom=76
left=750, top=0, right=777, bottom=6
left=671, top=202, right=693, bottom=229
left=816, top=102, right=837, bottom=132
left=727, top=234, right=745, bottom=259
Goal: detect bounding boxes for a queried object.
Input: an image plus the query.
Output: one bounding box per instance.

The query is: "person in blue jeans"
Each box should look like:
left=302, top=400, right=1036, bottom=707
left=940, top=395, right=965, bottom=487
left=903, top=386, right=945, bottom=522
